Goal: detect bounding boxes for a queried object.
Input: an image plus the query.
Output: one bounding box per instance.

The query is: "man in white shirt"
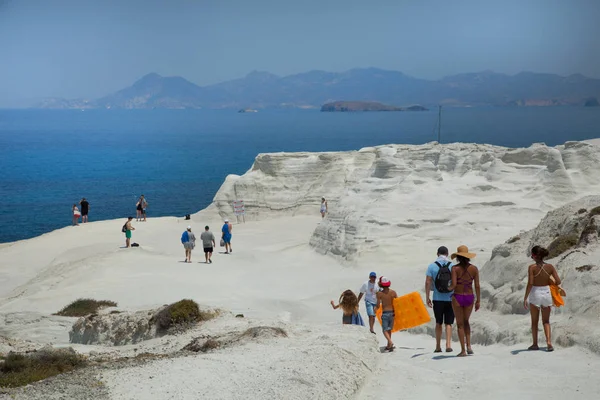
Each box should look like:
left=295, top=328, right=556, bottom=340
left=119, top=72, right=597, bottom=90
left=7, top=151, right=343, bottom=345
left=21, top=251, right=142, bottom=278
left=357, top=271, right=380, bottom=334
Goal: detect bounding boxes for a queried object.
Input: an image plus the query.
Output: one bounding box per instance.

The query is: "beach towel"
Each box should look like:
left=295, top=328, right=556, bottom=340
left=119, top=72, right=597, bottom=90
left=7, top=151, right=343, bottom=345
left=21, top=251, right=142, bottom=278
left=550, top=284, right=565, bottom=307
left=351, top=312, right=365, bottom=326
left=376, top=291, right=431, bottom=332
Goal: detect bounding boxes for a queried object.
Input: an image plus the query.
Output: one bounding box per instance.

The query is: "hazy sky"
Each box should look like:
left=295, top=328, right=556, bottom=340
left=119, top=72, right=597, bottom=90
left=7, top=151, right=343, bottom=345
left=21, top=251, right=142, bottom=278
left=1, top=0, right=599, bottom=106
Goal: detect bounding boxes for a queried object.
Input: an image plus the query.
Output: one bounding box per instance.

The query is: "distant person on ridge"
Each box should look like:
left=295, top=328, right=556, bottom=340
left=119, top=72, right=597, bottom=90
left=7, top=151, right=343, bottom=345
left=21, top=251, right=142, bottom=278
left=449, top=245, right=480, bottom=357
left=72, top=204, right=81, bottom=226
left=200, top=225, right=216, bottom=263
left=524, top=245, right=562, bottom=352
left=425, top=246, right=455, bottom=353
left=79, top=198, right=90, bottom=223
left=330, top=290, right=364, bottom=326
left=357, top=271, right=380, bottom=334
left=375, top=277, right=397, bottom=352
left=123, top=216, right=135, bottom=248
left=221, top=218, right=233, bottom=254
left=136, top=195, right=148, bottom=222
left=181, top=225, right=196, bottom=263
left=320, top=197, right=328, bottom=218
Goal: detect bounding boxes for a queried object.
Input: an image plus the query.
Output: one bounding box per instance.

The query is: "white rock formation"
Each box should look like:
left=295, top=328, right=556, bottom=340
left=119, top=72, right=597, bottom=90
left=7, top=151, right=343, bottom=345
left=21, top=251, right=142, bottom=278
left=207, top=141, right=600, bottom=261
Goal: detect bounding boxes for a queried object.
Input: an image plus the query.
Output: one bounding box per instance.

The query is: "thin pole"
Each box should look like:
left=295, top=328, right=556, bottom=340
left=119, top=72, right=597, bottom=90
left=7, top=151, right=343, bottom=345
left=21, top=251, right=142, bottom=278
left=438, top=105, right=442, bottom=143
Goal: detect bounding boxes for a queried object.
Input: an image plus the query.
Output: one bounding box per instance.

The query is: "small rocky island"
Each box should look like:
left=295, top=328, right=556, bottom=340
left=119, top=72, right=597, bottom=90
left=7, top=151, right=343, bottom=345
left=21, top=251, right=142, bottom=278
left=321, top=101, right=428, bottom=112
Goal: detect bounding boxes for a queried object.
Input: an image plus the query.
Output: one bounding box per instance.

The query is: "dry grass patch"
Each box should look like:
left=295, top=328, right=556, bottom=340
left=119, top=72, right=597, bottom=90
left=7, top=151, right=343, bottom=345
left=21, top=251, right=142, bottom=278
left=153, top=300, right=216, bottom=334
left=0, top=348, right=85, bottom=388
left=576, top=265, right=595, bottom=272
left=589, top=206, right=600, bottom=217
left=547, top=234, right=578, bottom=259
left=55, top=299, right=117, bottom=317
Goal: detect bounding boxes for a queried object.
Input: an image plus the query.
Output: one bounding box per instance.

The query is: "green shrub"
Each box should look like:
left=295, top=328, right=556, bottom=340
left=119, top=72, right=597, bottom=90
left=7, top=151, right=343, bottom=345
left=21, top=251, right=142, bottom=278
left=547, top=234, right=578, bottom=259
left=153, top=299, right=215, bottom=333
left=55, top=299, right=117, bottom=317
left=0, top=348, right=85, bottom=388
left=577, top=208, right=587, bottom=214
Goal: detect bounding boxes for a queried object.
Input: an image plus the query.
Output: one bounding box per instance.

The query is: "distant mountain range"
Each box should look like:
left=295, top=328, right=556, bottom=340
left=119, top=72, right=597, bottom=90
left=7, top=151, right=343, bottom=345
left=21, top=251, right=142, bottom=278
left=33, top=68, right=600, bottom=109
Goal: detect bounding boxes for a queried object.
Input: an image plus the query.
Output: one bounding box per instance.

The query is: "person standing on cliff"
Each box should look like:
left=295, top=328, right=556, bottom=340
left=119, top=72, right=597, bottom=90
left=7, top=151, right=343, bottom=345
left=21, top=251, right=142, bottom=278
left=124, top=217, right=135, bottom=248
left=79, top=198, right=90, bottom=223
left=320, top=197, right=328, bottom=218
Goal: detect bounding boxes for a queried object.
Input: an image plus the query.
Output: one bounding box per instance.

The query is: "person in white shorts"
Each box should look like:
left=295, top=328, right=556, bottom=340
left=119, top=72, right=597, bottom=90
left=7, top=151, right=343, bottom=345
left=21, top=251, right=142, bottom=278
left=524, top=245, right=562, bottom=352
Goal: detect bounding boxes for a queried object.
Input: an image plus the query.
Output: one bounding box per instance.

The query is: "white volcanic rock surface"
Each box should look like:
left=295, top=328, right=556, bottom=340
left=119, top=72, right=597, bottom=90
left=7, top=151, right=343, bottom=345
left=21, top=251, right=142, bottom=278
left=2, top=140, right=600, bottom=399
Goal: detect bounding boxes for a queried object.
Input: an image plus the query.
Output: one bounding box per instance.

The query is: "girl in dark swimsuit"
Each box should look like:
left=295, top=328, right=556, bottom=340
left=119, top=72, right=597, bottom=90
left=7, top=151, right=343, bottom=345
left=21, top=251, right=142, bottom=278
left=449, top=245, right=481, bottom=357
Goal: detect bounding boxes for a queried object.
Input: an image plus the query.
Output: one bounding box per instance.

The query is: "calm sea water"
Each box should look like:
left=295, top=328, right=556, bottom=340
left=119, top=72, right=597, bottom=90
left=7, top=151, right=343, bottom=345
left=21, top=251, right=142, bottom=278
left=1, top=107, right=599, bottom=243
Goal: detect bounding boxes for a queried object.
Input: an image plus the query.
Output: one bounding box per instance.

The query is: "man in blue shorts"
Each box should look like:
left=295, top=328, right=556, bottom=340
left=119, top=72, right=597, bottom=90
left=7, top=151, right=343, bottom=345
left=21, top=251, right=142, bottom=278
left=358, top=271, right=379, bottom=334
left=425, top=246, right=455, bottom=353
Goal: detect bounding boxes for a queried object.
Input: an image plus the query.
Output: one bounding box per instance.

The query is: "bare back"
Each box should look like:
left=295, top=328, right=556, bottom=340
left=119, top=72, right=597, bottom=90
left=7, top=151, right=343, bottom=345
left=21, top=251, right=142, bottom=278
left=528, top=263, right=559, bottom=287
left=451, top=264, right=478, bottom=295
left=376, top=289, right=397, bottom=312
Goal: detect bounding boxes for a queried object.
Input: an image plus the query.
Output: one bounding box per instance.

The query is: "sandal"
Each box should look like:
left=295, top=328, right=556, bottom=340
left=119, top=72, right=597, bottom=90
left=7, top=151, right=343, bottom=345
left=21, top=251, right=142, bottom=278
left=547, top=345, right=554, bottom=352
left=446, top=348, right=453, bottom=353
left=528, top=345, right=540, bottom=351
left=434, top=348, right=442, bottom=353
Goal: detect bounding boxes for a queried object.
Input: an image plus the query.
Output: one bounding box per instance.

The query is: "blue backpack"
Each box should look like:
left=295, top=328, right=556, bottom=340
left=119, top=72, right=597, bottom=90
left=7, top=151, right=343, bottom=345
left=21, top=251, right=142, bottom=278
left=181, top=231, right=189, bottom=244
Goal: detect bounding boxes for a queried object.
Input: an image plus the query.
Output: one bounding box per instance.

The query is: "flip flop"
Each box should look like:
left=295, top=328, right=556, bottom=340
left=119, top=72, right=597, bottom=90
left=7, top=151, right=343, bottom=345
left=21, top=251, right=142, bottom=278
left=446, top=348, right=453, bottom=353
left=528, top=345, right=540, bottom=351
left=467, top=349, right=474, bottom=355
left=434, top=349, right=443, bottom=353
left=547, top=345, right=554, bottom=352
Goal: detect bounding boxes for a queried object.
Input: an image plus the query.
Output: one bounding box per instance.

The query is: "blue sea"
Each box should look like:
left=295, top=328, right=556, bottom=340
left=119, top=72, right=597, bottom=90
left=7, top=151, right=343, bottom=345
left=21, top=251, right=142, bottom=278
left=1, top=107, right=599, bottom=243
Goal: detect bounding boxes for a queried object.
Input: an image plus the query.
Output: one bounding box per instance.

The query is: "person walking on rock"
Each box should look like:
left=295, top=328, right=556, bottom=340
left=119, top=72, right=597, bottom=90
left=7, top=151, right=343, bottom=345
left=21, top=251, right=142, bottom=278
left=320, top=197, right=328, bottom=218
left=79, top=198, right=90, bottom=223
left=524, top=245, right=562, bottom=352
left=200, top=225, right=216, bottom=263
left=123, top=217, right=135, bottom=248
left=181, top=225, right=196, bottom=263
left=358, top=271, right=380, bottom=334
left=222, top=219, right=233, bottom=254
left=330, top=290, right=364, bottom=326
left=375, top=277, right=397, bottom=352
left=449, top=245, right=480, bottom=357
left=426, top=246, right=455, bottom=353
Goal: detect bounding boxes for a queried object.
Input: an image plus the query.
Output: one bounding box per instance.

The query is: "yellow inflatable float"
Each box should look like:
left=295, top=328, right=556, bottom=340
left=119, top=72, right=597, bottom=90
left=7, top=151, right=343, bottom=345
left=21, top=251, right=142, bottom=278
left=376, top=291, right=431, bottom=332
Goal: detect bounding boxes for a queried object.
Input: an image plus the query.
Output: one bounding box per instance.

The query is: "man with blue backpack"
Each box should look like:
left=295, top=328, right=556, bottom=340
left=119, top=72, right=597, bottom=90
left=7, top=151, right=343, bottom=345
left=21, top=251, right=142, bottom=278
left=181, top=225, right=196, bottom=263
left=425, top=246, right=455, bottom=353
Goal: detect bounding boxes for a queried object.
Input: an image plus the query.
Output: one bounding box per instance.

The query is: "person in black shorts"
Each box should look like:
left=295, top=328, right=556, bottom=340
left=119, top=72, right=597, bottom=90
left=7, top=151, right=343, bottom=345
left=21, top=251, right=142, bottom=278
left=200, top=225, right=216, bottom=263
left=425, top=246, right=455, bottom=353
left=79, top=198, right=90, bottom=223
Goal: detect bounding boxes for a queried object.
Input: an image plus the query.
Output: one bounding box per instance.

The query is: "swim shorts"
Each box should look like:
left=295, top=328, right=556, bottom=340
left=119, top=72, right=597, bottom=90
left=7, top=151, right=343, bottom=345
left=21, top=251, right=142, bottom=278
left=433, top=300, right=455, bottom=325
left=381, top=311, right=394, bottom=332
left=204, top=247, right=213, bottom=253
left=365, top=301, right=377, bottom=317
left=183, top=242, right=194, bottom=250
left=126, top=230, right=132, bottom=239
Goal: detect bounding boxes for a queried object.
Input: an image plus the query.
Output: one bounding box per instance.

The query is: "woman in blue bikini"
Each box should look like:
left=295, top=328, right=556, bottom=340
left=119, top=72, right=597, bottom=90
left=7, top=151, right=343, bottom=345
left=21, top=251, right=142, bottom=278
left=449, top=245, right=481, bottom=357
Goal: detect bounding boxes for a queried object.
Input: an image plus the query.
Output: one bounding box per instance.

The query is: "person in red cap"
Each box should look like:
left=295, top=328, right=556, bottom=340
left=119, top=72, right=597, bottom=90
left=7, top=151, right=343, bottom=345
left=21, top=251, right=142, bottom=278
left=375, top=277, right=397, bottom=351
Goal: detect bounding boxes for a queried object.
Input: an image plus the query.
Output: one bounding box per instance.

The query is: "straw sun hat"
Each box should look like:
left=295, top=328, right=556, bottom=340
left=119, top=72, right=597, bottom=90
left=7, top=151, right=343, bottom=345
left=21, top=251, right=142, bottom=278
left=451, top=245, right=476, bottom=259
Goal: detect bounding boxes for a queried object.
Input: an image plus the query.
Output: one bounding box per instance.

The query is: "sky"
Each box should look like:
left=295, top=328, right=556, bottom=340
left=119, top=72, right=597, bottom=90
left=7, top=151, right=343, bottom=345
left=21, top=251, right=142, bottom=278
left=1, top=0, right=599, bottom=107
